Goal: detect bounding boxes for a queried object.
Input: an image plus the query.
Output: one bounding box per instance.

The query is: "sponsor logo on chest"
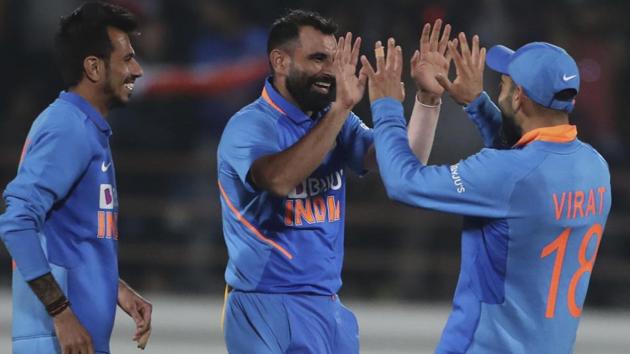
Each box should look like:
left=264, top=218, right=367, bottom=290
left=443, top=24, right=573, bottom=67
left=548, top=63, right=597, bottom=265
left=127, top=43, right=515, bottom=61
left=284, top=169, right=343, bottom=226
left=97, top=184, right=119, bottom=240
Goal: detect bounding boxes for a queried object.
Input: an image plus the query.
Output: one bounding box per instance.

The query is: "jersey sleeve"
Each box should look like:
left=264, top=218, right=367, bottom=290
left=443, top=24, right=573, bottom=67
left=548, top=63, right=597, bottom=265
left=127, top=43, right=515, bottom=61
left=464, top=91, right=503, bottom=148
left=371, top=97, right=516, bottom=218
left=339, top=112, right=374, bottom=176
left=0, top=115, right=93, bottom=281
left=218, top=110, right=281, bottom=192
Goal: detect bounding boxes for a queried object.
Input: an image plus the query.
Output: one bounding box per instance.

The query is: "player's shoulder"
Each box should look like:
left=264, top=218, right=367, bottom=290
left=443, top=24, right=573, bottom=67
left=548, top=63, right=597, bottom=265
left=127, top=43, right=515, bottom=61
left=467, top=147, right=544, bottom=179
left=576, top=139, right=610, bottom=172
left=223, top=98, right=281, bottom=133
left=34, top=97, right=91, bottom=135
left=218, top=98, right=281, bottom=155
left=471, top=146, right=531, bottom=164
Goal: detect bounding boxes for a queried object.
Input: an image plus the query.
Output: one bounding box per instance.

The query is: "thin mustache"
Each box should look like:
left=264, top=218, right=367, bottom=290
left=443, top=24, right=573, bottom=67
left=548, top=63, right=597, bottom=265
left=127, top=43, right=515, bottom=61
left=312, top=76, right=335, bottom=85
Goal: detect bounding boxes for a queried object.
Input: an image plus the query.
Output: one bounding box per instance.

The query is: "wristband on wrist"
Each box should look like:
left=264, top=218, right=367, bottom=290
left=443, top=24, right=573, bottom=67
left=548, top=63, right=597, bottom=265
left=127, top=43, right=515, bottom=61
left=46, top=296, right=70, bottom=317
left=416, top=95, right=442, bottom=108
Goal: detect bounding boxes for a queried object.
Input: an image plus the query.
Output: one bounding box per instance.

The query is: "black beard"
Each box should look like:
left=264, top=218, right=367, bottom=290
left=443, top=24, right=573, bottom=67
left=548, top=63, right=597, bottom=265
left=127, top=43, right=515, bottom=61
left=285, top=69, right=335, bottom=113
left=106, top=91, right=126, bottom=110
left=103, top=63, right=129, bottom=110
left=497, top=112, right=523, bottom=148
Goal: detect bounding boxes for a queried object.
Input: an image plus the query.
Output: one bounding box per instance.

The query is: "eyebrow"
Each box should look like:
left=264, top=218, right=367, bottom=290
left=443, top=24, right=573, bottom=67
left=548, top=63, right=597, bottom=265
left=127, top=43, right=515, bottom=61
left=307, top=52, right=329, bottom=60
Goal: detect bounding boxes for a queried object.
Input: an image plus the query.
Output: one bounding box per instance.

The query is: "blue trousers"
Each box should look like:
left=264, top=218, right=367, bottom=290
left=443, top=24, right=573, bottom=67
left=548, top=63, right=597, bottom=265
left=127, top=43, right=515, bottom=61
left=224, top=291, right=359, bottom=354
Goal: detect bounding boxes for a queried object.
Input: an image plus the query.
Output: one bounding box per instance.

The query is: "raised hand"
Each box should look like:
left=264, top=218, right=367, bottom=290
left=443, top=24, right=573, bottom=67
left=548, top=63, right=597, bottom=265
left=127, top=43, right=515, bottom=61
left=360, top=37, right=404, bottom=103
left=436, top=32, right=486, bottom=105
left=332, top=32, right=367, bottom=110
left=410, top=19, right=455, bottom=103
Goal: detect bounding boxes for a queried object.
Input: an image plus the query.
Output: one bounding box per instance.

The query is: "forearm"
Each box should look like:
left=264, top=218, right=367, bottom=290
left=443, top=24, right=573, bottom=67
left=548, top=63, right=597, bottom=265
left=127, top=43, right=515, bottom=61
left=251, top=103, right=351, bottom=196
left=118, top=278, right=135, bottom=304
left=27, top=272, right=69, bottom=317
left=2, top=205, right=67, bottom=316
left=372, top=98, right=425, bottom=202
left=407, top=92, right=441, bottom=164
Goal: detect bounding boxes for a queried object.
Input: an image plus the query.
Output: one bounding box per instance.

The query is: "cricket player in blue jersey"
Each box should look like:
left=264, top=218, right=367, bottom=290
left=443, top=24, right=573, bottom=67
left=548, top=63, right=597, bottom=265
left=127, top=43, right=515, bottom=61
left=218, top=10, right=455, bottom=354
left=0, top=2, right=152, bottom=353
left=363, top=32, right=611, bottom=353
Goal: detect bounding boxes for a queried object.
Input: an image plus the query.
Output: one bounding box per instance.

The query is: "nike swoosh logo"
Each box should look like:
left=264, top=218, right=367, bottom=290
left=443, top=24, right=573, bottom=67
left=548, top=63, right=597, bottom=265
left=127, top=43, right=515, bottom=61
left=101, top=162, right=112, bottom=172
left=563, top=74, right=577, bottom=81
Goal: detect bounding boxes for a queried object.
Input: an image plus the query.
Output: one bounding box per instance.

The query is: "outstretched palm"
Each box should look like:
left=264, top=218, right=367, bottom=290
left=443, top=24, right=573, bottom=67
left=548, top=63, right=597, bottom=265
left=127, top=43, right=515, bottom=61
left=435, top=32, right=486, bottom=105
left=410, top=19, right=454, bottom=97
left=333, top=32, right=367, bottom=110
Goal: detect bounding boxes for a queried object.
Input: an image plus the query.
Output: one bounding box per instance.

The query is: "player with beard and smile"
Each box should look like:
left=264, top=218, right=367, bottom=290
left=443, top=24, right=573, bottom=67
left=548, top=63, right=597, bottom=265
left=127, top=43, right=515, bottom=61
left=93, top=26, right=141, bottom=111
left=218, top=9, right=456, bottom=354
left=274, top=24, right=339, bottom=116
left=285, top=62, right=336, bottom=113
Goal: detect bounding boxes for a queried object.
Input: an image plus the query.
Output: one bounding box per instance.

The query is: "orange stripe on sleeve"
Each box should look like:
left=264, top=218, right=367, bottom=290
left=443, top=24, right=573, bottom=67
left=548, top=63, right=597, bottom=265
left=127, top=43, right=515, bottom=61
left=19, top=138, right=31, bottom=164
left=218, top=181, right=293, bottom=260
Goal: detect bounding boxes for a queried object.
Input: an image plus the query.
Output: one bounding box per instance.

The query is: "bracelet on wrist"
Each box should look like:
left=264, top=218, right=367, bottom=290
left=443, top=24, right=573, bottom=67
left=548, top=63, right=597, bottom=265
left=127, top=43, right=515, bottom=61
left=46, top=296, right=70, bottom=317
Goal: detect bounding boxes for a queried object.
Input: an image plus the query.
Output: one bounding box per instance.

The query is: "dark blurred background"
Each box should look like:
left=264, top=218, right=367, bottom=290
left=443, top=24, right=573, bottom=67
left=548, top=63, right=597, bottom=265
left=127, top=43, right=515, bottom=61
left=0, top=0, right=628, bottom=309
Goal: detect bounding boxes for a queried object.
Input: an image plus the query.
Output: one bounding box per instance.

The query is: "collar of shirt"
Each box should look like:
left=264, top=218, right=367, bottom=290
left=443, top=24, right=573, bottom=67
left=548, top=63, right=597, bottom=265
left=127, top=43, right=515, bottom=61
left=261, top=77, right=329, bottom=124
left=514, top=124, right=577, bottom=147
left=59, top=91, right=112, bottom=135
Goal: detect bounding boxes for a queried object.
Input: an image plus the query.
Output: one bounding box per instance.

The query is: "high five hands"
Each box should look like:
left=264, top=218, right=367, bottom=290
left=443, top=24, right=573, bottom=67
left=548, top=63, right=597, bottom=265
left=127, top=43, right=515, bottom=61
left=436, top=32, right=486, bottom=105
left=360, top=37, right=405, bottom=103
left=360, top=19, right=485, bottom=106
left=332, top=32, right=367, bottom=110
left=411, top=19, right=456, bottom=105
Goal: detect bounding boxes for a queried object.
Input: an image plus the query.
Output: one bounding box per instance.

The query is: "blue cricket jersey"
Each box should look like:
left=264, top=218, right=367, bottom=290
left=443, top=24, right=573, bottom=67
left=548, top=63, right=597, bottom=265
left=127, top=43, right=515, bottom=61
left=217, top=78, right=373, bottom=295
left=371, top=93, right=611, bottom=354
left=0, top=92, right=120, bottom=354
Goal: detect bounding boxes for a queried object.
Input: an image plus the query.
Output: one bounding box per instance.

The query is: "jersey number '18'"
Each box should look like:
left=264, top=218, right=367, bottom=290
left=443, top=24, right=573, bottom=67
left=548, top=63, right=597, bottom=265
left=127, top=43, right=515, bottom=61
left=540, top=224, right=602, bottom=318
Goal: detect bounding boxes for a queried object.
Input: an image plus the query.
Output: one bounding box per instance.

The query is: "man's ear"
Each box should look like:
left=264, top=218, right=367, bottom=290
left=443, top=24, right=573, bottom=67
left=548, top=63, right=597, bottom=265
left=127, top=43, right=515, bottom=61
left=83, top=56, right=105, bottom=82
left=513, top=85, right=525, bottom=112
left=269, top=49, right=291, bottom=76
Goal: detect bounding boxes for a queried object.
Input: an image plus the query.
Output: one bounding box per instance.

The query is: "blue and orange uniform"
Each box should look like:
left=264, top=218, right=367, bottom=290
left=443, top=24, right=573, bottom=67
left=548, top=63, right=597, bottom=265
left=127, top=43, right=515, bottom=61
left=0, top=92, right=120, bottom=354
left=370, top=42, right=612, bottom=354
left=217, top=78, right=373, bottom=353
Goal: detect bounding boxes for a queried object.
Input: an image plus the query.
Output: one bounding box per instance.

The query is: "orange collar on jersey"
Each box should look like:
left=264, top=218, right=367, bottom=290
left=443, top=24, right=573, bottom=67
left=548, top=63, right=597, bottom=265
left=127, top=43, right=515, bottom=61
left=514, top=124, right=577, bottom=147
left=260, top=78, right=317, bottom=124
left=261, top=86, right=286, bottom=115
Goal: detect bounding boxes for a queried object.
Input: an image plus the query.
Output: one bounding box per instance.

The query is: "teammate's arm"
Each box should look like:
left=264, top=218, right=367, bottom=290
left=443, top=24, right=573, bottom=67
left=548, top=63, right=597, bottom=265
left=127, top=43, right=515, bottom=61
left=363, top=37, right=513, bottom=218
left=250, top=32, right=367, bottom=197
left=407, top=19, right=453, bottom=164
left=371, top=98, right=513, bottom=217
left=354, top=20, right=453, bottom=172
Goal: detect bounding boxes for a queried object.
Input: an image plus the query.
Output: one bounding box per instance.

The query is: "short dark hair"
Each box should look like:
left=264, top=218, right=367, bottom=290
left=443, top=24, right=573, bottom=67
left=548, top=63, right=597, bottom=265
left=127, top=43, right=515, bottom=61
left=267, top=9, right=338, bottom=55
left=54, top=1, right=138, bottom=87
